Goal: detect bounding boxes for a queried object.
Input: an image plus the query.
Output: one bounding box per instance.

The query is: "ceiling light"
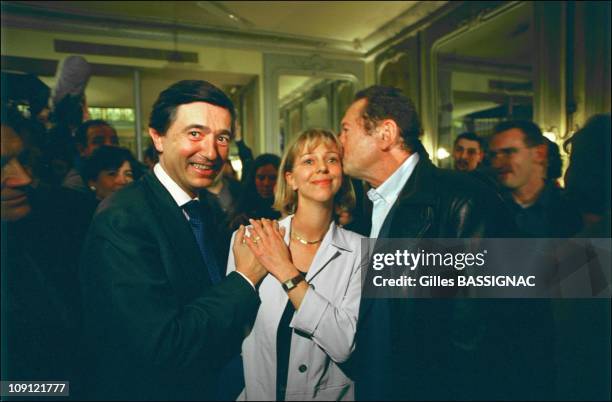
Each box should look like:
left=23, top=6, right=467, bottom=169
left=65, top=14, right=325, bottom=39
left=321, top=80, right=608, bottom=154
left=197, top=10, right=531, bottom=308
left=436, top=147, right=450, bottom=160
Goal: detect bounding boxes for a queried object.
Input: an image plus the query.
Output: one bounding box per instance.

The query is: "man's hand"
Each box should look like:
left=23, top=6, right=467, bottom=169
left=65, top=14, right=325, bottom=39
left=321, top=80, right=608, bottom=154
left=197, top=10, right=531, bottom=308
left=234, top=225, right=267, bottom=286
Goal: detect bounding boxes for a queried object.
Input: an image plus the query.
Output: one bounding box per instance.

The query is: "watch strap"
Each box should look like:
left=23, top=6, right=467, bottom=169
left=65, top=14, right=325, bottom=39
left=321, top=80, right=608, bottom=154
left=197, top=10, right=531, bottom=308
left=282, top=273, right=305, bottom=292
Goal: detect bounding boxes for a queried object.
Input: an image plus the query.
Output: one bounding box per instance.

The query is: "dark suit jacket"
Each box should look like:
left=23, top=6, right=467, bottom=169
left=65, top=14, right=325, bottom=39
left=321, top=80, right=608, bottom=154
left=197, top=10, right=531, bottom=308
left=351, top=156, right=555, bottom=400
left=79, top=172, right=260, bottom=401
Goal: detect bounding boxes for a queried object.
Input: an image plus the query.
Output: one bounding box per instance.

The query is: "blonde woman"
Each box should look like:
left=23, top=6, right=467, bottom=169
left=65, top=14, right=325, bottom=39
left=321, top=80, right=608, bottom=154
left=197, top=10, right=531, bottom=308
left=227, top=129, right=363, bottom=401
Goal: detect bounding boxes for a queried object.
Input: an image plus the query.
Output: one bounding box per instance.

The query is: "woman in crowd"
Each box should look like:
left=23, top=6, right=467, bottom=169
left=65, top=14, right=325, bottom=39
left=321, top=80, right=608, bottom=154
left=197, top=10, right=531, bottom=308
left=227, top=129, right=362, bottom=400
left=563, top=113, right=611, bottom=236
left=82, top=145, right=141, bottom=202
left=231, top=153, right=281, bottom=228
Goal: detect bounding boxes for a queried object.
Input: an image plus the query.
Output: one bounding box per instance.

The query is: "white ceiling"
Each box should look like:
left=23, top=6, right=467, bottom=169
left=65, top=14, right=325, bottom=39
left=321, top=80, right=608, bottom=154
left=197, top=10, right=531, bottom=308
left=4, top=1, right=447, bottom=55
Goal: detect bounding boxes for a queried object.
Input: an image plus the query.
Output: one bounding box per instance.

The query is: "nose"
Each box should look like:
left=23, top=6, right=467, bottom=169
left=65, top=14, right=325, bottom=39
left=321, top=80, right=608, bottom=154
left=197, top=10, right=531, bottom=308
left=200, top=134, right=218, bottom=161
left=316, top=159, right=330, bottom=173
left=2, top=159, right=32, bottom=189
left=115, top=174, right=129, bottom=185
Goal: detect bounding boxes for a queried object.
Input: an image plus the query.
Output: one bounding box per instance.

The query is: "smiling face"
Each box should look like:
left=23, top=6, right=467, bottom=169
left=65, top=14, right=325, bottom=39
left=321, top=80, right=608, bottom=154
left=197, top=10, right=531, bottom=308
left=90, top=160, right=134, bottom=200
left=1, top=125, right=32, bottom=222
left=286, top=142, right=343, bottom=209
left=149, top=102, right=232, bottom=197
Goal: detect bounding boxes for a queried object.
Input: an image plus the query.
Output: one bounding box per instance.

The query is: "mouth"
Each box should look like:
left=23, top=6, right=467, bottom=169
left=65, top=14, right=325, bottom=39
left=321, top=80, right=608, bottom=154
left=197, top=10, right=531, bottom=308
left=1, top=193, right=29, bottom=206
left=312, top=179, right=333, bottom=186
left=496, top=170, right=512, bottom=179
left=189, top=161, right=219, bottom=176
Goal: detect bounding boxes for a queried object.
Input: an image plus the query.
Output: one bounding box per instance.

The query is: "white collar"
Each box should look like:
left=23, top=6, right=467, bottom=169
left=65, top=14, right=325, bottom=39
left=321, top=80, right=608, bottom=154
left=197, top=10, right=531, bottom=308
left=153, top=163, right=198, bottom=207
left=367, top=152, right=420, bottom=204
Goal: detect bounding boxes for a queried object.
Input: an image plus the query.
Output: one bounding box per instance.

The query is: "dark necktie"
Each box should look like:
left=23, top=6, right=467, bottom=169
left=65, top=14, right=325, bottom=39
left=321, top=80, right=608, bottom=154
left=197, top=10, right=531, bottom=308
left=183, top=200, right=222, bottom=284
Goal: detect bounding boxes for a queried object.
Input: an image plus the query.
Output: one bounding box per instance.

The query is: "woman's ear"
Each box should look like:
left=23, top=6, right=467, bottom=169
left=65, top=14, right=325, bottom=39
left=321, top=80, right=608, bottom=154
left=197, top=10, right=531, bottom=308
left=285, top=171, right=297, bottom=191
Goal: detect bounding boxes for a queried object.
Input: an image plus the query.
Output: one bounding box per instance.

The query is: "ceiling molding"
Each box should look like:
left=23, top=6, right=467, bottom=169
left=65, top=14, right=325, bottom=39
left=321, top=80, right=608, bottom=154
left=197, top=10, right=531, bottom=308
left=1, top=2, right=365, bottom=58
left=362, top=1, right=447, bottom=54
left=366, top=1, right=453, bottom=58
left=1, top=55, right=135, bottom=77
left=438, top=54, right=531, bottom=77
left=53, top=40, right=199, bottom=63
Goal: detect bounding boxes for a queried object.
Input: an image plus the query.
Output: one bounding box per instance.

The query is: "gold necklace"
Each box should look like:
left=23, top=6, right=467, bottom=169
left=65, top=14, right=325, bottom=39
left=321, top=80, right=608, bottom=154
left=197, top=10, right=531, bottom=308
left=291, top=228, right=324, bottom=245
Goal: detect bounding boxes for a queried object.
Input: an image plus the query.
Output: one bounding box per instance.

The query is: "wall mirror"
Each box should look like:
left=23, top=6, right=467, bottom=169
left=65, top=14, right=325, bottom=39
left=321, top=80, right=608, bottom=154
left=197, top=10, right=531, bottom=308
left=432, top=2, right=534, bottom=168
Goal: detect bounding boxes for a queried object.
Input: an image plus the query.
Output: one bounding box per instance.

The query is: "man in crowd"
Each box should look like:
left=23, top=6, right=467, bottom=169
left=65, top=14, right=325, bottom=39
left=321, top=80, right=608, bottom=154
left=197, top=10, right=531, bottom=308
left=1, top=118, right=80, bottom=393
left=79, top=80, right=266, bottom=400
left=452, top=131, right=485, bottom=172
left=339, top=86, right=553, bottom=400
left=489, top=120, right=582, bottom=237
left=62, top=119, right=119, bottom=192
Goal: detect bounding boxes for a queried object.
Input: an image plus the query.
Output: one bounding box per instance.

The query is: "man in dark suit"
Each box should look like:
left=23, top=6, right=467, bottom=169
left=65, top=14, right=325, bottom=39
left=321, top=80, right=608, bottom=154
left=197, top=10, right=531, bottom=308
left=79, top=80, right=266, bottom=400
left=339, top=86, right=555, bottom=400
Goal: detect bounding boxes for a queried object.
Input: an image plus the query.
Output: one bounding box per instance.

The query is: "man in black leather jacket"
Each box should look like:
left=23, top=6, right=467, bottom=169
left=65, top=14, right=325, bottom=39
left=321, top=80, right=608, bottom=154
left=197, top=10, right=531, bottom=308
left=339, top=86, right=555, bottom=400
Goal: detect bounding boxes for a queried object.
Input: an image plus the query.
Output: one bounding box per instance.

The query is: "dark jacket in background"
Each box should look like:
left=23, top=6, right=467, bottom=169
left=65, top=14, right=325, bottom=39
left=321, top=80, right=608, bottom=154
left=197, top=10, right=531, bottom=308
left=503, top=181, right=583, bottom=238
left=1, top=188, right=83, bottom=397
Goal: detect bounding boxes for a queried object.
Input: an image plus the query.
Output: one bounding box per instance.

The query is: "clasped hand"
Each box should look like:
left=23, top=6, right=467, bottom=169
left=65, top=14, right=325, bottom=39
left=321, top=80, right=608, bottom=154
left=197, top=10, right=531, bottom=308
left=238, top=218, right=297, bottom=283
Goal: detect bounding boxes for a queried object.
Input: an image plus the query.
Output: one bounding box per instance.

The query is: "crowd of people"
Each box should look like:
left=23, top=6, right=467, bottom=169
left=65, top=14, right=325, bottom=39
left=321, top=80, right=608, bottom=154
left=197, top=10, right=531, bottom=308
left=1, top=61, right=610, bottom=401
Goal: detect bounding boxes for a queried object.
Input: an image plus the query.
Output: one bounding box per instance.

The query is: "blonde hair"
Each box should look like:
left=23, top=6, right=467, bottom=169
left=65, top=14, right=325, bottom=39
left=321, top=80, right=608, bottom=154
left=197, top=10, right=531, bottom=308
left=274, top=128, right=355, bottom=217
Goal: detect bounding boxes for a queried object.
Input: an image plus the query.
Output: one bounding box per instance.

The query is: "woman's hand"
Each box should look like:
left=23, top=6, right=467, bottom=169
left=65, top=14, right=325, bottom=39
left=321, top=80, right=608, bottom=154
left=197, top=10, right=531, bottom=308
left=245, top=218, right=300, bottom=282
left=233, top=225, right=267, bottom=286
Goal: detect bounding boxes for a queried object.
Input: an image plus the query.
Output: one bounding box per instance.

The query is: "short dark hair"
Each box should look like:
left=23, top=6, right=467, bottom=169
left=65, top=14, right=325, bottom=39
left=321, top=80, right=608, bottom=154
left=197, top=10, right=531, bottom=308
left=454, top=131, right=484, bottom=150
left=83, top=145, right=138, bottom=182
left=75, top=119, right=116, bottom=147
left=353, top=85, right=423, bottom=153
left=149, top=80, right=235, bottom=135
left=493, top=120, right=544, bottom=147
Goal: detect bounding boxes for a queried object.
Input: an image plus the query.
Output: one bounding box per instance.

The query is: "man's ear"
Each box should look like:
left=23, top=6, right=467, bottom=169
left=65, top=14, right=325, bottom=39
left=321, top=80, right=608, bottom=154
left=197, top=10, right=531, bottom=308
left=149, top=128, right=164, bottom=153
left=533, top=143, right=547, bottom=164
left=285, top=171, right=297, bottom=191
left=377, top=119, right=400, bottom=151
left=477, top=149, right=485, bottom=163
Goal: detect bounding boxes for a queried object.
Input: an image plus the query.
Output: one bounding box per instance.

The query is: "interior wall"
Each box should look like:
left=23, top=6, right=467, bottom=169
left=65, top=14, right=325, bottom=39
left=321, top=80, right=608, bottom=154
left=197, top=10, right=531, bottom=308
left=2, top=26, right=264, bottom=157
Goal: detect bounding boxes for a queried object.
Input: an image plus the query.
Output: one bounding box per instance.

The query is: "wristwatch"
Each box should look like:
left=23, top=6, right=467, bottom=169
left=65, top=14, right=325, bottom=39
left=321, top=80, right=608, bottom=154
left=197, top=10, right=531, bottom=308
left=282, top=273, right=305, bottom=293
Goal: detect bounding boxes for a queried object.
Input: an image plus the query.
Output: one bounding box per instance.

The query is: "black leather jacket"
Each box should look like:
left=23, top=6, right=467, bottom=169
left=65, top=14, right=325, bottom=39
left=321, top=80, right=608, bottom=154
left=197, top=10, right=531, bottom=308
left=353, top=156, right=555, bottom=401
left=379, top=155, right=517, bottom=238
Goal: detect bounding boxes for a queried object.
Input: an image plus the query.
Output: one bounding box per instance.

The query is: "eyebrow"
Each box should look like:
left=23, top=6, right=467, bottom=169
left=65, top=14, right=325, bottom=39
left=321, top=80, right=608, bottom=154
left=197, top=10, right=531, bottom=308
left=300, top=151, right=339, bottom=157
left=184, top=124, right=231, bottom=136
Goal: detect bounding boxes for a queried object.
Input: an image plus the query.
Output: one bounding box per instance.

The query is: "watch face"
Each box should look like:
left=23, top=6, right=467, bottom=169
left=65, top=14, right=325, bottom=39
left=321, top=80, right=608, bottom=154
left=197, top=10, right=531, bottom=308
left=283, top=274, right=304, bottom=292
